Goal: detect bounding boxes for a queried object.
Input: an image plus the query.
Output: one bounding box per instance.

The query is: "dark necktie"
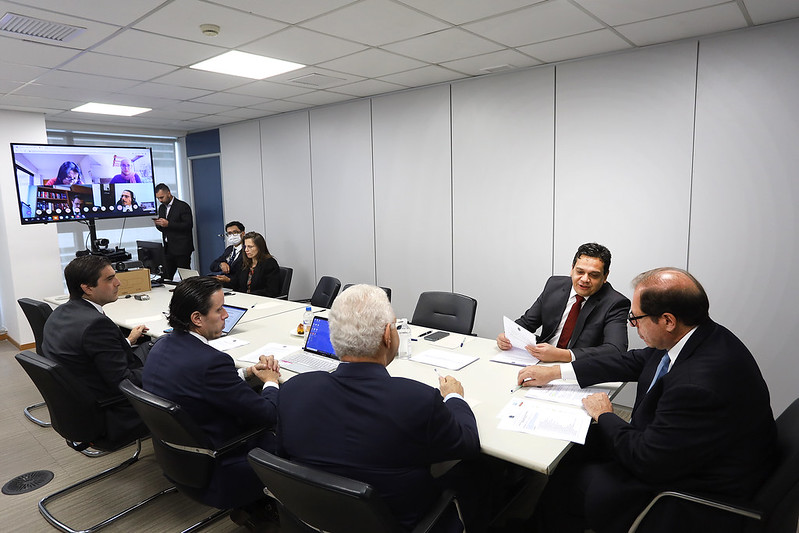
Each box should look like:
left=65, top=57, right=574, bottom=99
left=229, top=249, right=237, bottom=264
left=647, top=353, right=671, bottom=392
left=557, top=295, right=584, bottom=349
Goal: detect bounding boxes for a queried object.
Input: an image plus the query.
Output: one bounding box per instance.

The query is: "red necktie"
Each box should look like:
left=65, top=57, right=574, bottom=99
left=557, top=295, right=584, bottom=349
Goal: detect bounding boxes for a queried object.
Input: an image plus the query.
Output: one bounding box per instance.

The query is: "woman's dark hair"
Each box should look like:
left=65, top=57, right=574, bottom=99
left=64, top=255, right=111, bottom=299
left=241, top=231, right=272, bottom=270
left=55, top=161, right=82, bottom=184
left=633, top=267, right=710, bottom=326
left=116, top=189, right=137, bottom=207
left=168, top=277, right=223, bottom=332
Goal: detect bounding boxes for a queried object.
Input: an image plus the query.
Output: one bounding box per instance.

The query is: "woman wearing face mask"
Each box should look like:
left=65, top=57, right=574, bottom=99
left=226, top=231, right=281, bottom=297
left=211, top=222, right=245, bottom=283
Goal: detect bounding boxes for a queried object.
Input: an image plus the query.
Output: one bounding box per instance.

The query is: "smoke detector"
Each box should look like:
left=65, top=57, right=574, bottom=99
left=200, top=24, right=220, bottom=37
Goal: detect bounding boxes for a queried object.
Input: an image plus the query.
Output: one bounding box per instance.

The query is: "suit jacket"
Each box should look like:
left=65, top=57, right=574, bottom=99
left=143, top=331, right=278, bottom=507
left=209, top=244, right=243, bottom=274
left=42, top=298, right=146, bottom=444
left=156, top=197, right=194, bottom=256
left=572, top=320, right=777, bottom=531
left=229, top=257, right=280, bottom=297
left=278, top=362, right=480, bottom=531
left=516, top=276, right=630, bottom=358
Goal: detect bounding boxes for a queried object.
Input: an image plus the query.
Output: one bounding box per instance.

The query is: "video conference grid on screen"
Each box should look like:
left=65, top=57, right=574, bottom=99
left=11, top=143, right=158, bottom=224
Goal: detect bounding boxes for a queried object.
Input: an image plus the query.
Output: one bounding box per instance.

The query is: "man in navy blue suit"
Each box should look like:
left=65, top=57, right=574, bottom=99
left=210, top=220, right=245, bottom=275
left=519, top=268, right=777, bottom=533
left=278, top=284, right=482, bottom=532
left=497, top=242, right=630, bottom=362
left=143, top=276, right=280, bottom=531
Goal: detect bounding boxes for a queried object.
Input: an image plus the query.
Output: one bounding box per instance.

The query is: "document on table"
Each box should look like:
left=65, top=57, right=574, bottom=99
left=524, top=384, right=610, bottom=407
left=209, top=336, right=250, bottom=351
left=497, top=397, right=592, bottom=444
left=410, top=349, right=478, bottom=371
left=490, top=316, right=540, bottom=366
left=237, top=342, right=300, bottom=364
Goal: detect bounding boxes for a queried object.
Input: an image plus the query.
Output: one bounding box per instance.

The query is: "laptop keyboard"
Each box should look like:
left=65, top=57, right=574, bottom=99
left=287, top=352, right=338, bottom=372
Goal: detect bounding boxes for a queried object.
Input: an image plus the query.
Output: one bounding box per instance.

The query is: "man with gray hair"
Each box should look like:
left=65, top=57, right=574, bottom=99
left=277, top=284, right=481, bottom=533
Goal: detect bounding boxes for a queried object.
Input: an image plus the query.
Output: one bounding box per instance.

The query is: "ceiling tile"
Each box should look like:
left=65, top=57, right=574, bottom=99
left=228, top=80, right=315, bottom=99
left=242, top=27, right=367, bottom=65
left=616, top=3, right=748, bottom=46
left=249, top=100, right=310, bottom=113
left=464, top=0, right=604, bottom=47
left=207, top=0, right=357, bottom=24
left=383, top=28, right=504, bottom=64
left=397, top=0, right=546, bottom=25
left=0, top=35, right=80, bottom=68
left=0, top=92, right=82, bottom=110
left=330, top=78, right=406, bottom=97
left=191, top=92, right=270, bottom=107
left=134, top=0, right=286, bottom=48
left=123, top=82, right=212, bottom=101
left=263, top=66, right=363, bottom=88
left=300, top=0, right=449, bottom=46
left=571, top=0, right=728, bottom=26
left=59, top=52, right=178, bottom=81
left=0, top=62, right=49, bottom=83
left=0, top=80, right=24, bottom=93
left=92, top=29, right=227, bottom=67
left=441, top=49, right=542, bottom=76
left=379, top=65, right=466, bottom=87
left=319, top=48, right=426, bottom=78
left=518, top=29, right=632, bottom=63
left=743, top=0, right=799, bottom=24
left=151, top=68, right=254, bottom=92
left=35, top=70, right=140, bottom=91
left=12, top=82, right=115, bottom=103
left=215, top=107, right=274, bottom=119
left=169, top=100, right=237, bottom=115
left=16, top=0, right=166, bottom=25
left=286, top=90, right=355, bottom=106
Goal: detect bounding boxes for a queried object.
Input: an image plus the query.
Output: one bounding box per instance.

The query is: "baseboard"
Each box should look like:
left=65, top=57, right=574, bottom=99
left=2, top=334, right=34, bottom=351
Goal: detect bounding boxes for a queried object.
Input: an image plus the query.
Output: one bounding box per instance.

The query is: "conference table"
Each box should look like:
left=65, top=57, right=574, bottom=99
left=46, top=286, right=619, bottom=475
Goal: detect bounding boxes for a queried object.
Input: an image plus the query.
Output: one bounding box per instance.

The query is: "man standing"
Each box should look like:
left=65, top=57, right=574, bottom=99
left=209, top=220, right=245, bottom=275
left=143, top=276, right=280, bottom=530
left=42, top=255, right=150, bottom=445
left=154, top=183, right=194, bottom=280
left=520, top=268, right=777, bottom=533
left=497, top=242, right=630, bottom=362
left=278, top=284, right=482, bottom=533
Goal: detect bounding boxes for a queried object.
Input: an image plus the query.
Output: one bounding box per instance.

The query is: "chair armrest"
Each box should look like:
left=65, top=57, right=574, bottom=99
left=97, top=394, right=129, bottom=408
left=628, top=490, right=761, bottom=533
left=411, top=489, right=456, bottom=533
left=215, top=427, right=270, bottom=457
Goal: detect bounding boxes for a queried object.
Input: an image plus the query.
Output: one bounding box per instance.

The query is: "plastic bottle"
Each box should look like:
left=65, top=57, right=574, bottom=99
left=397, top=318, right=412, bottom=359
left=303, top=306, right=313, bottom=340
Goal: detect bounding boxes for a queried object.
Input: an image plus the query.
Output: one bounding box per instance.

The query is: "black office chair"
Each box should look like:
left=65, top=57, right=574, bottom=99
left=629, top=398, right=799, bottom=533
left=411, top=291, right=478, bottom=335
left=119, top=379, right=268, bottom=530
left=247, top=447, right=457, bottom=533
left=15, top=351, right=175, bottom=533
left=17, top=298, right=53, bottom=427
left=308, top=276, right=341, bottom=308
left=278, top=266, right=293, bottom=300
left=341, top=283, right=392, bottom=302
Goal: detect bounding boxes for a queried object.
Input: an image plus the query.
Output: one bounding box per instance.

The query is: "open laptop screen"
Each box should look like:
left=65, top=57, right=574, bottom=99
left=304, top=316, right=337, bottom=359
left=221, top=304, right=247, bottom=336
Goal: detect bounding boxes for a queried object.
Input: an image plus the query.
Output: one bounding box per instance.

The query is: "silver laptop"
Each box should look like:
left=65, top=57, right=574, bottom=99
left=280, top=316, right=339, bottom=373
left=221, top=304, right=247, bottom=336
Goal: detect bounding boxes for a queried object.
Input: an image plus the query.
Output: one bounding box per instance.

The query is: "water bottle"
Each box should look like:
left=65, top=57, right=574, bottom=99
left=303, top=306, right=313, bottom=340
left=397, top=318, right=412, bottom=359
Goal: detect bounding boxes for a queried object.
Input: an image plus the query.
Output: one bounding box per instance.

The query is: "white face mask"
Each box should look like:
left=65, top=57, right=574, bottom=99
left=226, top=233, right=242, bottom=247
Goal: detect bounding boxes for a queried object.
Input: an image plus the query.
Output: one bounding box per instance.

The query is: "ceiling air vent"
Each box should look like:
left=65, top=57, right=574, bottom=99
left=287, top=73, right=346, bottom=88
left=0, top=12, right=86, bottom=42
left=480, top=64, right=515, bottom=74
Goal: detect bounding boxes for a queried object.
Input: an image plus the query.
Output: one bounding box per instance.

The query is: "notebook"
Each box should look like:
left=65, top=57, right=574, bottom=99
left=176, top=267, right=200, bottom=280
left=221, top=304, right=247, bottom=336
left=279, top=316, right=339, bottom=373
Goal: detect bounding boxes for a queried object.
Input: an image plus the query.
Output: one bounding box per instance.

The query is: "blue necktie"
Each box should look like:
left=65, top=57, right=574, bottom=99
left=647, top=353, right=671, bottom=392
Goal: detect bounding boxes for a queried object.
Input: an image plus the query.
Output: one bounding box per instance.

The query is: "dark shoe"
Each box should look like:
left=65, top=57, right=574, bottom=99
left=230, top=498, right=280, bottom=533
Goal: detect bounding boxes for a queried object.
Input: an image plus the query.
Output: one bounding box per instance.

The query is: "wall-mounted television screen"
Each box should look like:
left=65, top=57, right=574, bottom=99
left=11, top=143, right=158, bottom=225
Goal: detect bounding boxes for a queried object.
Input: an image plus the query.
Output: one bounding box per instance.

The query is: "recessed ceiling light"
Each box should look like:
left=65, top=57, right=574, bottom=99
left=190, top=50, right=305, bottom=80
left=71, top=103, right=151, bottom=116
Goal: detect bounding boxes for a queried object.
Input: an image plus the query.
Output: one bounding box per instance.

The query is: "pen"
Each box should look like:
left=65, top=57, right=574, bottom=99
left=511, top=377, right=532, bottom=393
left=460, top=336, right=466, bottom=348
left=418, top=330, right=432, bottom=338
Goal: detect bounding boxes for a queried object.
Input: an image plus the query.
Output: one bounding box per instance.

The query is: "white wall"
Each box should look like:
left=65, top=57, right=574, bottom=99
left=219, top=120, right=265, bottom=234
left=217, top=19, right=799, bottom=415
left=0, top=110, right=64, bottom=346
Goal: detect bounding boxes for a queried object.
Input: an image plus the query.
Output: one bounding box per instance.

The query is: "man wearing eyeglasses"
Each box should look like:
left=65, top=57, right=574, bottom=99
left=519, top=267, right=777, bottom=533
left=496, top=242, right=631, bottom=362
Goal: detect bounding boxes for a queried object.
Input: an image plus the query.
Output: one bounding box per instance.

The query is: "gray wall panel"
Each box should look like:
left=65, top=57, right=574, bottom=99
left=372, top=85, right=453, bottom=320
left=220, top=121, right=266, bottom=235
left=451, top=68, right=556, bottom=338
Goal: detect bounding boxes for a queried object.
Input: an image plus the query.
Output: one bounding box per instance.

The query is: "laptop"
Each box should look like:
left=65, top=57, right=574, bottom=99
left=176, top=267, right=200, bottom=280
left=221, top=304, right=248, bottom=336
left=280, top=316, right=339, bottom=373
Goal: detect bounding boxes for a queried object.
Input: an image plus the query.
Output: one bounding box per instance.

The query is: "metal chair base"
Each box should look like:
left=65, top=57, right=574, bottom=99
left=181, top=508, right=231, bottom=533
left=24, top=401, right=51, bottom=427
left=38, top=439, right=178, bottom=533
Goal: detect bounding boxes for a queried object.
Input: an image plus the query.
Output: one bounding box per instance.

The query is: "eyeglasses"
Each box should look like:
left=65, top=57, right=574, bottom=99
left=226, top=230, right=242, bottom=236
left=628, top=312, right=651, bottom=327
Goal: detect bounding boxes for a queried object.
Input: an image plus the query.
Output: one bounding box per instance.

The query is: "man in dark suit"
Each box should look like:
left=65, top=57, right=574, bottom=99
left=497, top=242, right=630, bottom=362
left=278, top=284, right=482, bottom=533
left=519, top=268, right=777, bottom=533
left=154, top=183, right=194, bottom=280
left=42, top=255, right=151, bottom=445
left=143, top=276, right=280, bottom=531
left=209, top=220, right=245, bottom=275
